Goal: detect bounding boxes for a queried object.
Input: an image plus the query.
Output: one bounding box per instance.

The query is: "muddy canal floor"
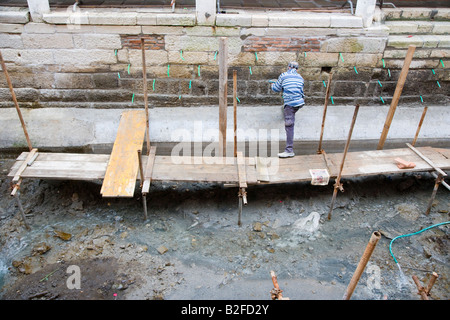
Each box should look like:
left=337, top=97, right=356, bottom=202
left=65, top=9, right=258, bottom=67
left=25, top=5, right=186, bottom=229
left=0, top=157, right=448, bottom=301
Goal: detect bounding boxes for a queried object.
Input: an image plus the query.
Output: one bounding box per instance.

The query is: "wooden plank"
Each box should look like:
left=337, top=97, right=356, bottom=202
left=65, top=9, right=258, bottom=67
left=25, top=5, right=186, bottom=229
left=10, top=161, right=107, bottom=180
left=8, top=152, right=110, bottom=179
left=101, top=110, right=147, bottom=197
left=7, top=147, right=450, bottom=188
left=15, top=152, right=110, bottom=163
left=218, top=37, right=228, bottom=158
left=12, top=148, right=37, bottom=182
left=142, top=146, right=157, bottom=194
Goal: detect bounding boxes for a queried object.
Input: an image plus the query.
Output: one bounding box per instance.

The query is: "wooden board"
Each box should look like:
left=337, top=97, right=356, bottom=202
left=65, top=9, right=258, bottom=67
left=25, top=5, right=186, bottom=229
left=149, top=155, right=258, bottom=184
left=12, top=148, right=38, bottom=182
left=8, top=152, right=109, bottom=180
left=101, top=110, right=147, bottom=197
left=8, top=146, right=450, bottom=189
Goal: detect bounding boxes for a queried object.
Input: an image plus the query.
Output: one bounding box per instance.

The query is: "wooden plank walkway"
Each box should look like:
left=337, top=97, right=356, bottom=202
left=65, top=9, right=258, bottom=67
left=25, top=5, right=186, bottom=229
left=8, top=146, right=450, bottom=187
left=100, top=110, right=147, bottom=198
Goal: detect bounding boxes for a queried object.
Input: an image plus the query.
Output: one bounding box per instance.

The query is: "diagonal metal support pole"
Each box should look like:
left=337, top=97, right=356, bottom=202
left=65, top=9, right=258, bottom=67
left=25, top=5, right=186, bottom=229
left=328, top=104, right=359, bottom=220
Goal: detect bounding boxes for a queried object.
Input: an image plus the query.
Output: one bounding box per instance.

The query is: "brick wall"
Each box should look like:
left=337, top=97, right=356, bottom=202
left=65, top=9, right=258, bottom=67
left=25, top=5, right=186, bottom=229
left=243, top=36, right=323, bottom=52
left=121, top=35, right=165, bottom=50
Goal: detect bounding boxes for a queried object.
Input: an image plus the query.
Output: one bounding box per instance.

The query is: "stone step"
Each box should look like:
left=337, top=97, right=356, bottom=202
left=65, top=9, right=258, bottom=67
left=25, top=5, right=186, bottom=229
left=387, top=34, right=450, bottom=49
left=383, top=7, right=450, bottom=21
left=385, top=20, right=450, bottom=35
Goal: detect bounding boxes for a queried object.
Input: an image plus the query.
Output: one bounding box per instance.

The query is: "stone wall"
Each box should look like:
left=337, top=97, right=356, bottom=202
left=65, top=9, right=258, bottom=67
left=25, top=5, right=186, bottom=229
left=0, top=6, right=449, bottom=149
left=0, top=6, right=448, bottom=109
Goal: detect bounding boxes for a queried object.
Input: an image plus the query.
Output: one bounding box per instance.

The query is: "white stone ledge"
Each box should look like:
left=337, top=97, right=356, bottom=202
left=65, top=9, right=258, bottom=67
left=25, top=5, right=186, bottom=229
left=42, top=9, right=196, bottom=26
left=388, top=35, right=450, bottom=49
left=0, top=9, right=30, bottom=24
left=217, top=12, right=363, bottom=28
left=386, top=21, right=450, bottom=35
left=36, top=7, right=365, bottom=29
left=383, top=7, right=450, bottom=21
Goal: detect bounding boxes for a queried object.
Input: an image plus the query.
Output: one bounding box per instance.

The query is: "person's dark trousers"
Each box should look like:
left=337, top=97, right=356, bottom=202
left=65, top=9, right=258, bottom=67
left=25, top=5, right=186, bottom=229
left=283, top=104, right=303, bottom=153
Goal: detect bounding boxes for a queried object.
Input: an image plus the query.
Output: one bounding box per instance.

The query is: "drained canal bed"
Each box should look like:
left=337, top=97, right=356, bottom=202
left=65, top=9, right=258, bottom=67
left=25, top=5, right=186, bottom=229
left=0, top=157, right=448, bottom=301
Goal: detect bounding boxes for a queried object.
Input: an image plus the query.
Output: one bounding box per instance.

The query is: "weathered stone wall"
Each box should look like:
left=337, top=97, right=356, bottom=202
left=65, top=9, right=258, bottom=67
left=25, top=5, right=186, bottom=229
left=0, top=6, right=448, bottom=149
left=0, top=6, right=448, bottom=110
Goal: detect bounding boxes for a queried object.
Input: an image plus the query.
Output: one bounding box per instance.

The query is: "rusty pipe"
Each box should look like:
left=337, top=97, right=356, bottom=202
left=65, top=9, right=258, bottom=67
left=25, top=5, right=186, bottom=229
left=343, top=231, right=381, bottom=300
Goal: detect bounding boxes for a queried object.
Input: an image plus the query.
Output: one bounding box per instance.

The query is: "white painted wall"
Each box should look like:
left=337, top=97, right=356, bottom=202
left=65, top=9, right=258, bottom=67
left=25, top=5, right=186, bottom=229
left=1, top=105, right=448, bottom=150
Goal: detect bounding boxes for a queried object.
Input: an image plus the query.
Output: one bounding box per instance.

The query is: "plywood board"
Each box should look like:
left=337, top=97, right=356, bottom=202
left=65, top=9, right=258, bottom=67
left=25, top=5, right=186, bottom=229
left=101, top=110, right=147, bottom=197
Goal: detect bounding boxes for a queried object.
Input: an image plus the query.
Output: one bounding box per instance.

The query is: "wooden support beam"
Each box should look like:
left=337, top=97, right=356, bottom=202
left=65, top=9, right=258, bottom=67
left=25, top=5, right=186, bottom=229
left=236, top=151, right=247, bottom=226
left=141, top=146, right=157, bottom=220
left=237, top=151, right=247, bottom=190
left=407, top=143, right=447, bottom=215
left=233, top=69, right=237, bottom=158
left=377, top=45, right=416, bottom=150
left=142, top=145, right=157, bottom=194
left=15, top=192, right=31, bottom=230
left=141, top=38, right=151, bottom=155
left=0, top=50, right=33, bottom=151
left=406, top=143, right=447, bottom=177
left=412, top=106, right=428, bottom=147
left=317, top=72, right=333, bottom=154
left=12, top=148, right=38, bottom=183
left=218, top=37, right=228, bottom=158
left=328, top=105, right=359, bottom=220
left=137, top=149, right=144, bottom=188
